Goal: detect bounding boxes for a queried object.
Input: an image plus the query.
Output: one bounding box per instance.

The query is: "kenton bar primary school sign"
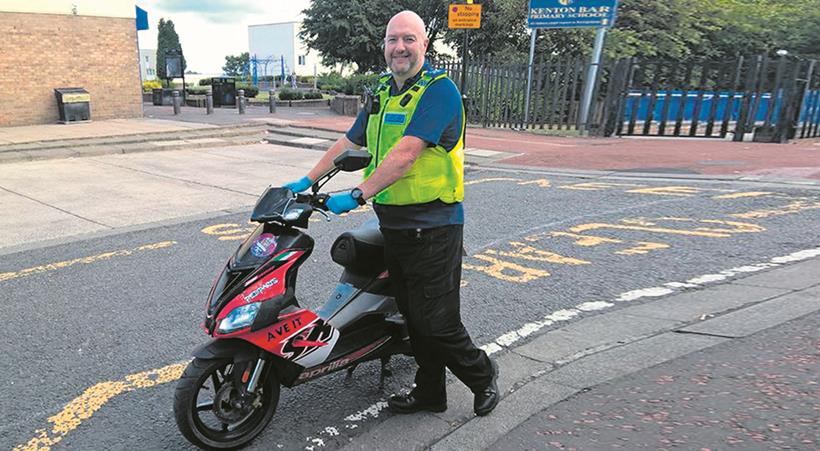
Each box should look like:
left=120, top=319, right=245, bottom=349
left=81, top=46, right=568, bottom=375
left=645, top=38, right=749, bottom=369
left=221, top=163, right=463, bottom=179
left=528, top=0, right=619, bottom=29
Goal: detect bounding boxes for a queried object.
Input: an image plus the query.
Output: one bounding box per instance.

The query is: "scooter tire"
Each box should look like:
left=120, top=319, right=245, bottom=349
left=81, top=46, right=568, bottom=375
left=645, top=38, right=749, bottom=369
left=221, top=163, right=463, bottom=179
left=173, top=357, right=280, bottom=450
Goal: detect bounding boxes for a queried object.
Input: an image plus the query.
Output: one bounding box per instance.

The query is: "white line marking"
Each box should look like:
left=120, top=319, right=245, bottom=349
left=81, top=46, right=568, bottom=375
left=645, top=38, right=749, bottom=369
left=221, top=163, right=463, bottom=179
left=303, top=246, right=820, bottom=448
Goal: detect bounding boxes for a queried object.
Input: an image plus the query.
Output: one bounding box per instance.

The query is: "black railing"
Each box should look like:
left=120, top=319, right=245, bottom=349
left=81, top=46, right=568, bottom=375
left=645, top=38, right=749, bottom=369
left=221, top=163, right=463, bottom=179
left=437, top=54, right=820, bottom=142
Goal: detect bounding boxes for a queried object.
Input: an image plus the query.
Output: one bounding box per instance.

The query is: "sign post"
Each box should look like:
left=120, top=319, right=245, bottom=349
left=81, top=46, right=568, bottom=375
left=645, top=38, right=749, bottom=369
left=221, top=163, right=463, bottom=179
left=448, top=2, right=482, bottom=96
left=526, top=0, right=619, bottom=131
left=579, top=27, right=607, bottom=133
left=524, top=29, right=538, bottom=126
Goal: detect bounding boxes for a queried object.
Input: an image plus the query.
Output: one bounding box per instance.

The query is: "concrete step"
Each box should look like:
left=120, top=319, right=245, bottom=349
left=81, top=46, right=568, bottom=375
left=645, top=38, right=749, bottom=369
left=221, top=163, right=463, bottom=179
left=0, top=132, right=269, bottom=165
left=0, top=123, right=269, bottom=154
left=267, top=126, right=343, bottom=141
left=265, top=132, right=334, bottom=151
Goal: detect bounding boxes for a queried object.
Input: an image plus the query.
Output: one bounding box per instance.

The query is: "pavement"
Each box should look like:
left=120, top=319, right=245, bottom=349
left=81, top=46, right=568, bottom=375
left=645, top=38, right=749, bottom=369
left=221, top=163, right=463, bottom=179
left=1, top=102, right=819, bottom=450
left=340, top=257, right=819, bottom=450
left=289, top=115, right=820, bottom=182
left=1, top=102, right=818, bottom=183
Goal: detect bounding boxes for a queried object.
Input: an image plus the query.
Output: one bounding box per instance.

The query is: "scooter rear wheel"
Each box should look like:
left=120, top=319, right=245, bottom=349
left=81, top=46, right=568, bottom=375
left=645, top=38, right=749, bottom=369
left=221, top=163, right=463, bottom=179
left=174, top=358, right=279, bottom=449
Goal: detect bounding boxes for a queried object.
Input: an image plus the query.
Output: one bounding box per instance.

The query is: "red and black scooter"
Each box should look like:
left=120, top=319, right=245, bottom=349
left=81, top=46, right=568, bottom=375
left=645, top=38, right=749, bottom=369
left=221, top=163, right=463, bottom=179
left=174, top=150, right=410, bottom=449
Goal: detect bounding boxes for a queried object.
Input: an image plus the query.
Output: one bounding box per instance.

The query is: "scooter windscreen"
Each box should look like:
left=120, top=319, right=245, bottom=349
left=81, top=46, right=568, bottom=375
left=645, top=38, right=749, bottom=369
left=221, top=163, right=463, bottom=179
left=251, top=187, right=293, bottom=222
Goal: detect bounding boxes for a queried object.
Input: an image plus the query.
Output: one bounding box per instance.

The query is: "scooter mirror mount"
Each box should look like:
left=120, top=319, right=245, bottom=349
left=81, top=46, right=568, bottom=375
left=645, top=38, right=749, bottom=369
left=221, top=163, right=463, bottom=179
left=333, top=149, right=372, bottom=172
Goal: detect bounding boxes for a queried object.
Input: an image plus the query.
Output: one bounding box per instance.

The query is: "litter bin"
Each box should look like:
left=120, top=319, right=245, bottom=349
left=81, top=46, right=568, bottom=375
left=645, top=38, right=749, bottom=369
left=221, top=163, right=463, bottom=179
left=211, top=77, right=236, bottom=107
left=152, top=88, right=176, bottom=106
left=54, top=87, right=91, bottom=123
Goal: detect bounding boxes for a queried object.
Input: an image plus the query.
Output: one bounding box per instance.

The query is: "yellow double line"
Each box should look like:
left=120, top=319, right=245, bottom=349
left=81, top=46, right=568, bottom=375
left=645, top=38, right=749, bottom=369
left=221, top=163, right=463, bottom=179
left=2, top=240, right=182, bottom=449
left=0, top=241, right=177, bottom=283
left=15, top=362, right=188, bottom=451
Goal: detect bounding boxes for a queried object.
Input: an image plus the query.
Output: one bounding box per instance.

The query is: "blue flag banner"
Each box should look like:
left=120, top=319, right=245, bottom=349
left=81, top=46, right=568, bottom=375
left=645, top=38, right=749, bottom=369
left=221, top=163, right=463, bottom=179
left=528, top=0, right=619, bottom=29
left=136, top=6, right=149, bottom=30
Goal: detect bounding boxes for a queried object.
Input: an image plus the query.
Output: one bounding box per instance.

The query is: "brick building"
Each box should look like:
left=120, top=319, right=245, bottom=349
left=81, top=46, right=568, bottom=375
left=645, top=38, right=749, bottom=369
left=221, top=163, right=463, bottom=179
left=0, top=1, right=142, bottom=126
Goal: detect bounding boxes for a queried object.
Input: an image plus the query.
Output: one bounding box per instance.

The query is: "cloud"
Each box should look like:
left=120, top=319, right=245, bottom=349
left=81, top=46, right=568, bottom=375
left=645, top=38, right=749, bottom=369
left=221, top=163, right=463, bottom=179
left=157, top=0, right=264, bottom=23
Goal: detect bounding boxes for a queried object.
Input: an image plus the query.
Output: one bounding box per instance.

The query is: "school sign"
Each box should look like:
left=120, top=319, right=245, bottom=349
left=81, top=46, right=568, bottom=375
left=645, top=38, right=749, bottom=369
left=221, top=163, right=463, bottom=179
left=528, top=0, right=619, bottom=29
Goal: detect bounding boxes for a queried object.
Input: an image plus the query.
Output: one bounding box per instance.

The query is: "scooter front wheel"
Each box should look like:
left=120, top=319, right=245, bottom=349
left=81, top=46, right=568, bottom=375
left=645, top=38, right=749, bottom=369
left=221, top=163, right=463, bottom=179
left=173, top=358, right=279, bottom=449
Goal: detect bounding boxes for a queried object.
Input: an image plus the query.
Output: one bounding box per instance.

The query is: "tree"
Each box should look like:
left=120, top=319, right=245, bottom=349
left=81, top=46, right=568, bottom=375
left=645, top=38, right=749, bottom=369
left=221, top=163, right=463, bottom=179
left=300, top=0, right=819, bottom=72
left=223, top=52, right=250, bottom=76
left=299, top=0, right=450, bottom=73
left=156, top=18, right=186, bottom=82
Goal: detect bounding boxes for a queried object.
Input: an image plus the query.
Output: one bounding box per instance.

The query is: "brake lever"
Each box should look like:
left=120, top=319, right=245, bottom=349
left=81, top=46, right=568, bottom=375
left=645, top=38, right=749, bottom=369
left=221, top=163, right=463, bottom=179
left=314, top=208, right=331, bottom=222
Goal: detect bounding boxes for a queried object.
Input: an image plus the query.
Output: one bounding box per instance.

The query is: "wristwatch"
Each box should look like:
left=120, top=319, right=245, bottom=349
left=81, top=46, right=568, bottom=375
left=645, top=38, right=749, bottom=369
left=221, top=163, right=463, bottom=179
left=350, top=188, right=367, bottom=206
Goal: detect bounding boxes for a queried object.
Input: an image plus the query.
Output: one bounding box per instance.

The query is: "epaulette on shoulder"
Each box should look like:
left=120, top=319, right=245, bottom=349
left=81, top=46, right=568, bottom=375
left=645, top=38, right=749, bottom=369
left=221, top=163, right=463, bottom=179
left=378, top=72, right=392, bottom=81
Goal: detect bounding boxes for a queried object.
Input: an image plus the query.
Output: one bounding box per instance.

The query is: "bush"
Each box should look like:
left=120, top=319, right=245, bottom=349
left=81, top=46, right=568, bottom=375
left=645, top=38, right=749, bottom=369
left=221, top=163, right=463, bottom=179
left=142, top=79, right=162, bottom=93
left=278, top=88, right=303, bottom=101
left=236, top=84, right=258, bottom=98
left=198, top=78, right=212, bottom=86
left=317, top=71, right=345, bottom=92
left=343, top=73, right=380, bottom=95
left=303, top=90, right=324, bottom=100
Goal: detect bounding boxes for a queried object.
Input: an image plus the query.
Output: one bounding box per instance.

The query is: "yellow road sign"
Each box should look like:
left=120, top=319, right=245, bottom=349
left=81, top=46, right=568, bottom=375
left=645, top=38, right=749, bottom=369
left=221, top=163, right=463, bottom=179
left=448, top=3, right=482, bottom=29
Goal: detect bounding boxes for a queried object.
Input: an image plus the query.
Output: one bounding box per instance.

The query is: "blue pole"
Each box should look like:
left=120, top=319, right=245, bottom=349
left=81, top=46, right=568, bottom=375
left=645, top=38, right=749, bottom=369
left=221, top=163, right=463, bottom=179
left=252, top=55, right=258, bottom=87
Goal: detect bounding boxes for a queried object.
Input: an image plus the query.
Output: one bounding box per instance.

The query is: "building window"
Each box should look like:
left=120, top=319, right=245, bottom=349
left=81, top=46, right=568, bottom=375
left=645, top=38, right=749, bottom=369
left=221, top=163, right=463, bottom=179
left=145, top=55, right=149, bottom=62
left=298, top=55, right=306, bottom=65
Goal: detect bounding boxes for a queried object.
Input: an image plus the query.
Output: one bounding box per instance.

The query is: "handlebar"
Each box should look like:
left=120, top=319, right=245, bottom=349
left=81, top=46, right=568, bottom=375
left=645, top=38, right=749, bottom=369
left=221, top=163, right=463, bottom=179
left=295, top=192, right=330, bottom=211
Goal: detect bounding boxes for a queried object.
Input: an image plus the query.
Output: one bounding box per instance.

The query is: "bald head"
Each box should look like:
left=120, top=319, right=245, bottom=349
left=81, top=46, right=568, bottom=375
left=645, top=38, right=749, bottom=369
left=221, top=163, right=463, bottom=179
left=386, top=10, right=427, bottom=40
left=384, top=10, right=429, bottom=85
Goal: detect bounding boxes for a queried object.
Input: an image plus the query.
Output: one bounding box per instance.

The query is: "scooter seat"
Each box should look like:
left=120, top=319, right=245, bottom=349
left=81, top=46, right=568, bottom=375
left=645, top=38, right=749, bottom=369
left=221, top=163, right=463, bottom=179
left=331, top=219, right=386, bottom=276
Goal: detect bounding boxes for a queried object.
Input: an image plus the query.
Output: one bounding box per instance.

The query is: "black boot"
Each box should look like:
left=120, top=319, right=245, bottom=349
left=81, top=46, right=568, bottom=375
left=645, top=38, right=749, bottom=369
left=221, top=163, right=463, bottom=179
left=387, top=389, right=447, bottom=414
left=473, top=359, right=499, bottom=416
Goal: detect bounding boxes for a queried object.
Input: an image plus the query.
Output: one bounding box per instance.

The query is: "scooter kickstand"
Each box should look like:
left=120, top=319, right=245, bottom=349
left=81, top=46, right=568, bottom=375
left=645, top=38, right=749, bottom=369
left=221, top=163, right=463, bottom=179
left=379, top=356, right=392, bottom=387
left=345, top=363, right=359, bottom=382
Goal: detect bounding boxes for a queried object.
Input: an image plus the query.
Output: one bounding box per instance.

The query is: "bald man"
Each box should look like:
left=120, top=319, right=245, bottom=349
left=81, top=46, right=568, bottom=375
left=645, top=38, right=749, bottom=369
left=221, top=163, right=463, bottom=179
left=283, top=10, right=498, bottom=416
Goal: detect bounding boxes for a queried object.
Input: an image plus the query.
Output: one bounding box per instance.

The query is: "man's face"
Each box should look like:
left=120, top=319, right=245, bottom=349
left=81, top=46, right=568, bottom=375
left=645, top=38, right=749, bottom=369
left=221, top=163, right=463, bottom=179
left=384, top=19, right=428, bottom=78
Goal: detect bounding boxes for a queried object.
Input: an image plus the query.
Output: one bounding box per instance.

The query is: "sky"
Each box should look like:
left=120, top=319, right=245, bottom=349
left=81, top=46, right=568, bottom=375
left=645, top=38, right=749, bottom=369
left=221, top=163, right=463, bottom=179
left=137, top=0, right=312, bottom=74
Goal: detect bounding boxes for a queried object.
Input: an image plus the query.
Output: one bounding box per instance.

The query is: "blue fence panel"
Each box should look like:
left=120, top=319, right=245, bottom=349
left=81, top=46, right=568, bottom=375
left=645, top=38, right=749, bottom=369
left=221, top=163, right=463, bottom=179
left=624, top=90, right=783, bottom=123
left=799, top=89, right=820, bottom=123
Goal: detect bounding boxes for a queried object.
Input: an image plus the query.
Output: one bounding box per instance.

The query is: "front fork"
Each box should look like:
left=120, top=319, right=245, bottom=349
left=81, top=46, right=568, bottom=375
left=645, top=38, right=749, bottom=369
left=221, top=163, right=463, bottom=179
left=245, top=359, right=266, bottom=393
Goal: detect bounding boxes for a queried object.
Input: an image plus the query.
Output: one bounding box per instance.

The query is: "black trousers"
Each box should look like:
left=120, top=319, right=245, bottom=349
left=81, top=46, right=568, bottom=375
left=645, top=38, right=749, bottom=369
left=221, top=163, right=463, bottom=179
left=381, top=224, right=493, bottom=400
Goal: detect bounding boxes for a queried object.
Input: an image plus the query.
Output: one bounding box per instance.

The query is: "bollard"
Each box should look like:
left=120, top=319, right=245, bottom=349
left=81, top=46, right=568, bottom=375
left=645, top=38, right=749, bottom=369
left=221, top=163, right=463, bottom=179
left=237, top=89, right=246, bottom=115
left=268, top=90, right=276, bottom=113
left=172, top=90, right=181, bottom=115
left=205, top=92, right=213, bottom=115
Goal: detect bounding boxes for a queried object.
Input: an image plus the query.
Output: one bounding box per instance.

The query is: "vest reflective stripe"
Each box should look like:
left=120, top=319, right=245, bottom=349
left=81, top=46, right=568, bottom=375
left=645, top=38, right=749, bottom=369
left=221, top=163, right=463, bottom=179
left=363, top=70, right=465, bottom=206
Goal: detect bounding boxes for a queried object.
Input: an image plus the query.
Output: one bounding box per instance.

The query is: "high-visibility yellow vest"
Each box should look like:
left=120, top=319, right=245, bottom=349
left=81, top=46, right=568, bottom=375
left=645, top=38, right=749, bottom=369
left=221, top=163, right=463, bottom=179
left=363, top=69, right=465, bottom=206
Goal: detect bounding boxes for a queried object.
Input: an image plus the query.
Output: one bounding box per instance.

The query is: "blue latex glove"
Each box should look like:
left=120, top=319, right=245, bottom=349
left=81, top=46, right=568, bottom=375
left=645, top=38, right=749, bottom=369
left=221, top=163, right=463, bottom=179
left=326, top=191, right=360, bottom=215
left=282, top=176, right=313, bottom=193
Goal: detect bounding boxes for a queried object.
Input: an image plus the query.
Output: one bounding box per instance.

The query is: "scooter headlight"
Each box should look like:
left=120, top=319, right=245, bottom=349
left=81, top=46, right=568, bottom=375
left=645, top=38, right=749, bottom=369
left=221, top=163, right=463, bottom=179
left=217, top=303, right=261, bottom=334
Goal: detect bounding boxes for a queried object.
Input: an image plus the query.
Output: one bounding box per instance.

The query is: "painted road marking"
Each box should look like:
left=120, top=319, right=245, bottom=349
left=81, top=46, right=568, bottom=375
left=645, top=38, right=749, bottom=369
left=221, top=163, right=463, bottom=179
left=729, top=199, right=820, bottom=219
left=518, top=178, right=552, bottom=188
left=485, top=242, right=589, bottom=265
left=463, top=217, right=766, bottom=285
left=712, top=191, right=775, bottom=199
left=463, top=254, right=550, bottom=283
left=0, top=241, right=177, bottom=283
left=16, top=228, right=819, bottom=449
left=301, top=246, right=820, bottom=449
left=626, top=186, right=709, bottom=196
left=528, top=231, right=670, bottom=256
left=568, top=217, right=764, bottom=238
left=465, top=149, right=505, bottom=157
left=464, top=177, right=521, bottom=186
left=560, top=182, right=645, bottom=191
left=15, top=362, right=187, bottom=451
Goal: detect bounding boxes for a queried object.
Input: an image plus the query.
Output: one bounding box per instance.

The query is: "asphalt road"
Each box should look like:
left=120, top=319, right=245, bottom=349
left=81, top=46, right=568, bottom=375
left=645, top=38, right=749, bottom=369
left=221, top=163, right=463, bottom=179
left=2, top=168, right=819, bottom=450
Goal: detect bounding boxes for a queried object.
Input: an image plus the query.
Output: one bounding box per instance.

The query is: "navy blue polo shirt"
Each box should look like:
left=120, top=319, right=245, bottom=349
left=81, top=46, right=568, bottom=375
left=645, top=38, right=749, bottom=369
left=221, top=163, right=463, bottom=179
left=345, top=62, right=465, bottom=230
